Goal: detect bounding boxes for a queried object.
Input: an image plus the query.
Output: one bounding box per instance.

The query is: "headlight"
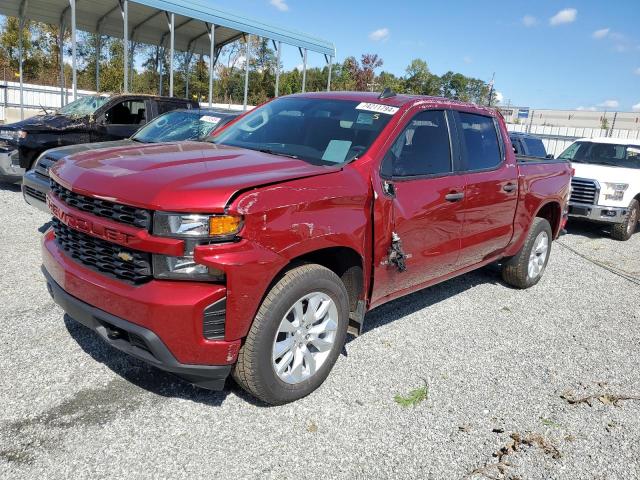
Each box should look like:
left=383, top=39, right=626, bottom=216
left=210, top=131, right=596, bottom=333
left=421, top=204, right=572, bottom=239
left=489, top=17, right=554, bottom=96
left=0, top=129, right=18, bottom=141
left=602, top=182, right=628, bottom=202
left=153, top=212, right=242, bottom=239
left=152, top=255, right=224, bottom=281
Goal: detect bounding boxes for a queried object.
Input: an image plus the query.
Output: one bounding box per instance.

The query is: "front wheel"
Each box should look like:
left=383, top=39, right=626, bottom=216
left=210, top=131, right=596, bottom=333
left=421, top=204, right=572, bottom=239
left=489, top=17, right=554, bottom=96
left=232, top=264, right=349, bottom=405
left=611, top=199, right=639, bottom=241
left=501, top=217, right=552, bottom=289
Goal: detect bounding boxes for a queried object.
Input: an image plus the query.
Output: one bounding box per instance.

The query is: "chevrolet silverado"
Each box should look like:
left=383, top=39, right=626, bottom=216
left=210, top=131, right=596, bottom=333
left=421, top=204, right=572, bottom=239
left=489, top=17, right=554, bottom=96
left=41, top=92, right=572, bottom=404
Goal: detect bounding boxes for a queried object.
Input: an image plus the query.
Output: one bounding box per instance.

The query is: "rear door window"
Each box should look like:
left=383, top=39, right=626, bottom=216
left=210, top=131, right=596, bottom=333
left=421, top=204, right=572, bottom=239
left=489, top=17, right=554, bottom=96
left=457, top=112, right=502, bottom=171
left=384, top=110, right=452, bottom=177
left=524, top=137, right=547, bottom=158
left=105, top=100, right=146, bottom=125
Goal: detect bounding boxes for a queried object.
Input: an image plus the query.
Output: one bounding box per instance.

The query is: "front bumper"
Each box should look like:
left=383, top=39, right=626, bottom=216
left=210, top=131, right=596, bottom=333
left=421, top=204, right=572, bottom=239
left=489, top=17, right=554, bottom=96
left=42, top=229, right=241, bottom=389
left=568, top=202, right=628, bottom=224
left=43, top=267, right=232, bottom=390
left=22, top=169, right=49, bottom=212
left=0, top=149, right=24, bottom=183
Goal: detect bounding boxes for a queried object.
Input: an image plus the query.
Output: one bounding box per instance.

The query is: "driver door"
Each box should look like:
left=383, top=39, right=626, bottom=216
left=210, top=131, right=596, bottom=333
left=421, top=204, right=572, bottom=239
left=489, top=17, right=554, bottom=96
left=371, top=109, right=465, bottom=303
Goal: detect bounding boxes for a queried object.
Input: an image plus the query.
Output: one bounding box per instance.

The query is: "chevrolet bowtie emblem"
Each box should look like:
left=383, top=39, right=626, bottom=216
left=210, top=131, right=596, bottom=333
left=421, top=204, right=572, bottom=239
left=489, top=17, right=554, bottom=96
left=117, top=251, right=134, bottom=262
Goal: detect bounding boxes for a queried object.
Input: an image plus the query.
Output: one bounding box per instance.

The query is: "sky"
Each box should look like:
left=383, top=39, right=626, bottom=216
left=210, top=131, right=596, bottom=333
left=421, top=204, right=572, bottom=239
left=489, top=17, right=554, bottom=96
left=208, top=0, right=640, bottom=112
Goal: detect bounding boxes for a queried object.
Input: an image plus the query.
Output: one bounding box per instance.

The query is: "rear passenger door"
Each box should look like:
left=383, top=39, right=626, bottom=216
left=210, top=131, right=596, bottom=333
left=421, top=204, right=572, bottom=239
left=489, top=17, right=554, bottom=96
left=453, top=111, right=518, bottom=266
left=375, top=109, right=465, bottom=298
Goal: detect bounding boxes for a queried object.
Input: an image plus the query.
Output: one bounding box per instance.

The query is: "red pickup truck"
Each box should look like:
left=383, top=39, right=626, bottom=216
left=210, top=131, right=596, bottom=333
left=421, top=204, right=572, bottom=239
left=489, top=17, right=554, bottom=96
left=42, top=92, right=571, bottom=404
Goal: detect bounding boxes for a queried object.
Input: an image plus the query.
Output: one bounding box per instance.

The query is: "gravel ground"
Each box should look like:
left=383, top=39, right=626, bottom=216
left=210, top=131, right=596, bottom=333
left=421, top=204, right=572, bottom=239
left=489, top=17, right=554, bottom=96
left=1, top=183, right=639, bottom=480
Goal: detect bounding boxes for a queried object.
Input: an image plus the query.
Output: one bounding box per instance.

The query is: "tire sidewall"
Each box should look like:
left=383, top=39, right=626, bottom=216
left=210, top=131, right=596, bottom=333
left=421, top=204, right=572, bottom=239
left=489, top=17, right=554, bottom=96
left=249, top=267, right=349, bottom=403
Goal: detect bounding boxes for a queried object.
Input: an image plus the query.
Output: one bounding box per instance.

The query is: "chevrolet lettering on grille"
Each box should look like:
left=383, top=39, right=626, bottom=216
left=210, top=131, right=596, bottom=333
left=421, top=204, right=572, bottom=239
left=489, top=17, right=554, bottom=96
left=48, top=198, right=136, bottom=245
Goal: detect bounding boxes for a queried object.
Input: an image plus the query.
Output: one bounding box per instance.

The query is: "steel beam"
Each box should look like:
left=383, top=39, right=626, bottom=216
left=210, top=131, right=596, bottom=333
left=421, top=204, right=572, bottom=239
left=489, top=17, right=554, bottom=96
left=326, top=54, right=332, bottom=92
left=299, top=47, right=307, bottom=93
left=69, top=0, right=77, bottom=101
left=59, top=20, right=66, bottom=106
left=18, top=0, right=27, bottom=120
left=243, top=35, right=251, bottom=111
left=168, top=12, right=175, bottom=97
left=95, top=34, right=101, bottom=92
left=120, top=0, right=128, bottom=93
left=207, top=23, right=215, bottom=106
left=274, top=40, right=281, bottom=97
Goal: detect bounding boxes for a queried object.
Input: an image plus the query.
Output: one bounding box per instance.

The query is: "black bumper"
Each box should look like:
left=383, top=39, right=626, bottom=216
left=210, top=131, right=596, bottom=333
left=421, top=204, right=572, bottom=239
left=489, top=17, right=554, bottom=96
left=22, top=169, right=49, bottom=213
left=43, top=267, right=232, bottom=390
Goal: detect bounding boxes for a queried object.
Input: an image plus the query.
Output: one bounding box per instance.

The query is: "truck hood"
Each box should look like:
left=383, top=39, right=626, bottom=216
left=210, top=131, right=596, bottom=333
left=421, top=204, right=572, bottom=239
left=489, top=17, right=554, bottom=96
left=3, top=113, right=89, bottom=133
left=50, top=141, right=341, bottom=212
left=571, top=162, right=640, bottom=184
left=41, top=140, right=134, bottom=162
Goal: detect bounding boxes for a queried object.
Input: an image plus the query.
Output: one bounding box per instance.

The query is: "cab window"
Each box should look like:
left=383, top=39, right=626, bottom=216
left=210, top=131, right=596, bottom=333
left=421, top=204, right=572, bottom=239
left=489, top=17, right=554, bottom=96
left=383, top=110, right=452, bottom=177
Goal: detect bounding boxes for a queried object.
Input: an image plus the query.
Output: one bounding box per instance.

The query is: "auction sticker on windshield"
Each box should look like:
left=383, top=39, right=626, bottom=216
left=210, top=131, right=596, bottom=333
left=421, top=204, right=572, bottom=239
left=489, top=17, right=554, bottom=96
left=200, top=115, right=222, bottom=124
left=355, top=103, right=399, bottom=115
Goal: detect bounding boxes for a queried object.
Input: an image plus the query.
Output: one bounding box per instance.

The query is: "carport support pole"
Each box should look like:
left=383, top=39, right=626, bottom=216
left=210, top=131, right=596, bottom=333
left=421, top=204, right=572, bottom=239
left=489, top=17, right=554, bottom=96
left=18, top=8, right=25, bottom=120
left=95, top=34, right=101, bottom=92
left=169, top=13, right=175, bottom=97
left=301, top=48, right=307, bottom=93
left=207, top=23, right=214, bottom=107
left=59, top=20, right=65, bottom=106
left=274, top=40, right=281, bottom=97
left=327, top=55, right=332, bottom=92
left=70, top=0, right=77, bottom=102
left=242, top=35, right=250, bottom=111
left=122, top=0, right=129, bottom=93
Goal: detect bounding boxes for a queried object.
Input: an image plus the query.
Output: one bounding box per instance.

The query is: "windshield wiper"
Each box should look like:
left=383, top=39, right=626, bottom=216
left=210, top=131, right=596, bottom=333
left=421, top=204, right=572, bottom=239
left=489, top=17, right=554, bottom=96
left=258, top=148, right=299, bottom=159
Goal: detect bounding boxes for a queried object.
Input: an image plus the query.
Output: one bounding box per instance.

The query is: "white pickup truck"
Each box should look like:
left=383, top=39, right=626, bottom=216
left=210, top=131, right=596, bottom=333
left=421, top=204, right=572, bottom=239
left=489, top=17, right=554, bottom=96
left=559, top=137, right=640, bottom=240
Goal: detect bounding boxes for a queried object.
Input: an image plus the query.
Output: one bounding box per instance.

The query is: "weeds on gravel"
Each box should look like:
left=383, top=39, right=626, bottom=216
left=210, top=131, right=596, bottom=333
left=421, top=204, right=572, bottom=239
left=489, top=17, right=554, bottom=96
left=468, top=432, right=561, bottom=479
left=394, top=380, right=429, bottom=407
left=560, top=390, right=640, bottom=407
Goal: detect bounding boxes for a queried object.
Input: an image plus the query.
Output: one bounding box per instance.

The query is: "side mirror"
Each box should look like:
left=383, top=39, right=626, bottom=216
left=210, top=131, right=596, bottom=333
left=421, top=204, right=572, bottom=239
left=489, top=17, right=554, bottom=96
left=546, top=154, right=554, bottom=159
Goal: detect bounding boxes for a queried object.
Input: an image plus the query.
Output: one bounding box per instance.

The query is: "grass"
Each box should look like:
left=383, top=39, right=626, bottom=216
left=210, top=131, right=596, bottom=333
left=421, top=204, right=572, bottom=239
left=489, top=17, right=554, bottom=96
left=394, top=382, right=429, bottom=407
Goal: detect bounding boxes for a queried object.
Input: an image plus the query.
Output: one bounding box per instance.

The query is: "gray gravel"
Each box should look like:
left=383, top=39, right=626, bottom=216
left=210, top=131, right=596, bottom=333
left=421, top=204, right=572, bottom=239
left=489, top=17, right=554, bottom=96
left=1, top=183, right=639, bottom=479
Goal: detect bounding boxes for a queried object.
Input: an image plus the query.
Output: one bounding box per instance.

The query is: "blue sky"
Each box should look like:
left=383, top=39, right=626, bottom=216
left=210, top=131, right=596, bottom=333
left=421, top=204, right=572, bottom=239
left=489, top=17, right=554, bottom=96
left=210, top=0, right=640, bottom=112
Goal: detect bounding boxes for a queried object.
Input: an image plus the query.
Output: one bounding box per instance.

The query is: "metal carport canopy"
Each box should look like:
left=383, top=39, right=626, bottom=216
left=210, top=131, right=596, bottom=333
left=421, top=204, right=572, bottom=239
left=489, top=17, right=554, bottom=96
left=2, top=0, right=336, bottom=117
left=0, top=0, right=336, bottom=56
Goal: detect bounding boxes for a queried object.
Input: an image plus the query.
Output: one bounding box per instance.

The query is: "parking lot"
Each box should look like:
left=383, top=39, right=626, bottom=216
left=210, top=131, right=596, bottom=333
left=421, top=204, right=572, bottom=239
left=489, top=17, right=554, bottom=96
left=1, top=182, right=639, bottom=479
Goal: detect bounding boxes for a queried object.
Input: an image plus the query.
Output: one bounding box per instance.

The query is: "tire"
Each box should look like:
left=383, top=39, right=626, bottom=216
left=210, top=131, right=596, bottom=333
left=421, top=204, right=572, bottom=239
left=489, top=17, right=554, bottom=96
left=611, top=199, right=639, bottom=241
left=501, top=217, right=552, bottom=289
left=232, top=264, right=349, bottom=405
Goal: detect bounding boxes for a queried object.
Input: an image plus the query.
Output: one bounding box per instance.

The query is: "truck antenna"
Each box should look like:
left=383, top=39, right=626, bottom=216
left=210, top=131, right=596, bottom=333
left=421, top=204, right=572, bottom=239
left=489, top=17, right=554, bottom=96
left=378, top=87, right=396, bottom=100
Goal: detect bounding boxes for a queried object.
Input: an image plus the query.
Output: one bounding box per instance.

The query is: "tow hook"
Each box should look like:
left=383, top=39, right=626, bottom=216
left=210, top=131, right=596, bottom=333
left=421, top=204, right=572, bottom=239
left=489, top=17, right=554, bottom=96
left=388, top=232, right=407, bottom=272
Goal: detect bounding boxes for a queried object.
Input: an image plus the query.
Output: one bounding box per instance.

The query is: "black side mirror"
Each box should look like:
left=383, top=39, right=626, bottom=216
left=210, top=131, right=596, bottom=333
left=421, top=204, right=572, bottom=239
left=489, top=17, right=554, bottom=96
left=546, top=154, right=554, bottom=159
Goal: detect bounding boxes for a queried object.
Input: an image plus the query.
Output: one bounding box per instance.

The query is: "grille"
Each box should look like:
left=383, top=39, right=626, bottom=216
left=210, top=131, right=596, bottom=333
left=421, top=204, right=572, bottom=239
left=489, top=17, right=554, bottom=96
left=570, top=178, right=598, bottom=205
left=51, top=181, right=152, bottom=230
left=52, top=218, right=152, bottom=284
left=24, top=185, right=47, bottom=203
left=35, top=154, right=57, bottom=178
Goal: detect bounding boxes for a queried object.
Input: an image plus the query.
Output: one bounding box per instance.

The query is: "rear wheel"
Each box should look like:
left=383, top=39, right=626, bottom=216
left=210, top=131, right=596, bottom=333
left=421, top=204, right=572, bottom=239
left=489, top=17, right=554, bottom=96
left=232, top=264, right=349, bottom=405
left=502, top=217, right=552, bottom=289
left=611, top=199, right=639, bottom=241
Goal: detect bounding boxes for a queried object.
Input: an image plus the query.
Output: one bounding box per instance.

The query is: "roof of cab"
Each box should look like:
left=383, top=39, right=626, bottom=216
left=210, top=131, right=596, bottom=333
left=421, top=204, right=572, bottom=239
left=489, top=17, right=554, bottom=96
left=292, top=91, right=498, bottom=116
left=576, top=137, right=640, bottom=147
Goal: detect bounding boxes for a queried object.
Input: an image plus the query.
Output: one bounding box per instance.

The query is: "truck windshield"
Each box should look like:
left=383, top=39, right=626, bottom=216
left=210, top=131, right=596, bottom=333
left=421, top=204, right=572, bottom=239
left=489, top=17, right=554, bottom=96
left=133, top=110, right=227, bottom=143
left=211, top=97, right=396, bottom=165
left=558, top=141, right=640, bottom=169
left=57, top=95, right=110, bottom=117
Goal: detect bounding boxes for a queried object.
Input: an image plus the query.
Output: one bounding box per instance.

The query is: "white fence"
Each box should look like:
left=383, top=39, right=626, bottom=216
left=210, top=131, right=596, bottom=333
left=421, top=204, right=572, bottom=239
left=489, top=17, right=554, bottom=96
left=506, top=123, right=640, bottom=157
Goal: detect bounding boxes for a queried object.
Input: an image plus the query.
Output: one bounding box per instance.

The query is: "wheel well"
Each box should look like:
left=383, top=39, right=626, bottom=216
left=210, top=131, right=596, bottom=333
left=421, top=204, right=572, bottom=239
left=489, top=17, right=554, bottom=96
left=536, top=202, right=561, bottom=237
left=290, top=247, right=364, bottom=313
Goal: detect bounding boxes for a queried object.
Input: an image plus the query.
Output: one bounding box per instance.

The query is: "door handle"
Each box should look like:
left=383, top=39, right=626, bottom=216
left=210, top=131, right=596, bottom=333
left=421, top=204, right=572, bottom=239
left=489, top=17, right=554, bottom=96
left=445, top=192, right=464, bottom=202
left=503, top=183, right=517, bottom=193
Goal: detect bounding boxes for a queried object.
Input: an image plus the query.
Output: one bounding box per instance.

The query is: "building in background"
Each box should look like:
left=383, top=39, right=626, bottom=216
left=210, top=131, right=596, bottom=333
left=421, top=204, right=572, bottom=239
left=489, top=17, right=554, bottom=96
left=499, top=106, right=640, bottom=132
